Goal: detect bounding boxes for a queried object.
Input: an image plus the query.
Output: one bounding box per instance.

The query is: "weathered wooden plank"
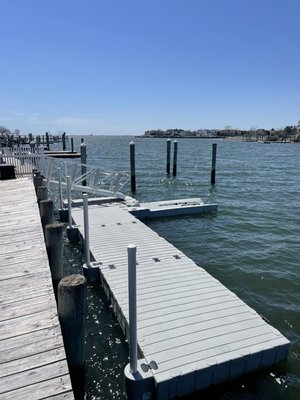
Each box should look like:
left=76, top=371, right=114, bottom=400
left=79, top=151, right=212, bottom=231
left=0, top=275, right=53, bottom=305
left=0, top=295, right=55, bottom=322
left=0, top=309, right=59, bottom=341
left=0, top=326, right=64, bottom=362
left=0, top=178, right=73, bottom=399
left=0, top=374, right=73, bottom=400
left=0, top=347, right=67, bottom=378
left=0, top=360, right=69, bottom=394
left=0, top=267, right=51, bottom=281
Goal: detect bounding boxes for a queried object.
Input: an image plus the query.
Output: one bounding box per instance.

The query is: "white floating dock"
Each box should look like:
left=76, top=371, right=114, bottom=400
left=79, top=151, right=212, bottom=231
left=72, top=202, right=289, bottom=399
left=127, top=197, right=217, bottom=219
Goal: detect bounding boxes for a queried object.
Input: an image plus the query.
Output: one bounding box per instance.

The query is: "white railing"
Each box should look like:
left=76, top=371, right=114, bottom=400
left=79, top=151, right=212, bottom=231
left=1, top=146, right=129, bottom=199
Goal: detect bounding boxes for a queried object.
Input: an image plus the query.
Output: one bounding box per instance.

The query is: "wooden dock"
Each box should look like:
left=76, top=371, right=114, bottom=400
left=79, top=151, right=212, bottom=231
left=72, top=202, right=290, bottom=399
left=0, top=178, right=74, bottom=399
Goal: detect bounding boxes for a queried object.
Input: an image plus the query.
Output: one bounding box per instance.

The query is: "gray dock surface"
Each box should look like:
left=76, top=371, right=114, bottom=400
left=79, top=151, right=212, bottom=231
left=0, top=178, right=73, bottom=399
left=72, top=202, right=290, bottom=399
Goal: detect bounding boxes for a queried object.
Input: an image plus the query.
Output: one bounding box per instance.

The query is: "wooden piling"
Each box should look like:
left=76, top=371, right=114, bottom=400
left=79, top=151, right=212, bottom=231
left=37, top=185, right=48, bottom=203
left=173, top=140, right=178, bottom=177
left=71, top=137, right=74, bottom=153
left=62, top=132, right=66, bottom=151
left=46, top=132, right=50, bottom=150
left=34, top=174, right=44, bottom=195
left=130, top=141, right=136, bottom=193
left=45, top=223, right=64, bottom=293
left=30, top=141, right=35, bottom=153
left=58, top=274, right=87, bottom=399
left=211, top=143, right=217, bottom=185
left=166, top=139, right=171, bottom=175
left=40, top=199, right=54, bottom=232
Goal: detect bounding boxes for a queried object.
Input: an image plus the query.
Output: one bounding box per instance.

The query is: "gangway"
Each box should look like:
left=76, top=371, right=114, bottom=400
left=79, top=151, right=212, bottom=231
left=1, top=146, right=129, bottom=199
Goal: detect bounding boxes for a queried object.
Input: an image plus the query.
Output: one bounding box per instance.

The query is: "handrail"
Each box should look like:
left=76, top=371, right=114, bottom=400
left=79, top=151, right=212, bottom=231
left=1, top=146, right=129, bottom=199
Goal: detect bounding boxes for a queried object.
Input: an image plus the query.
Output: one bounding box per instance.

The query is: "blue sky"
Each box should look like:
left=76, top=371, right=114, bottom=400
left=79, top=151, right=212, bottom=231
left=1, top=0, right=299, bottom=135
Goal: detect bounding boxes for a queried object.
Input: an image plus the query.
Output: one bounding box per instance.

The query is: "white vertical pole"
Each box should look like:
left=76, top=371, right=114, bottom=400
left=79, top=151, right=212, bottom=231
left=67, top=175, right=72, bottom=228
left=83, top=193, right=91, bottom=268
left=58, top=167, right=63, bottom=210
left=46, top=158, right=52, bottom=188
left=128, top=244, right=137, bottom=374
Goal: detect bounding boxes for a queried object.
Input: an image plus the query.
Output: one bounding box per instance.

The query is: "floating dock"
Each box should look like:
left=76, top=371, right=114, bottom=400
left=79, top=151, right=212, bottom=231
left=0, top=178, right=74, bottom=399
left=127, top=197, right=217, bottom=219
left=72, top=201, right=290, bottom=399
left=43, top=151, right=80, bottom=158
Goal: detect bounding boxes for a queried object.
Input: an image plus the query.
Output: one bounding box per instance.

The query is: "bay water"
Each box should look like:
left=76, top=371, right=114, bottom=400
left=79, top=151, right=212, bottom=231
left=61, top=136, right=300, bottom=399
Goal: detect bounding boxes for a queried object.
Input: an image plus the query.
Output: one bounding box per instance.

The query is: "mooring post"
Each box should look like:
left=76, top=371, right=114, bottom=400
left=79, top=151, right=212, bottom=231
left=46, top=131, right=50, bottom=150
left=173, top=140, right=178, bottom=177
left=71, top=138, right=74, bottom=153
left=67, top=175, right=72, bottom=227
left=66, top=175, right=79, bottom=242
left=37, top=185, right=48, bottom=204
left=40, top=199, right=54, bottom=233
left=30, top=141, right=35, bottom=154
left=33, top=173, right=43, bottom=195
left=211, top=143, right=217, bottom=185
left=80, top=142, right=87, bottom=186
left=166, top=139, right=171, bottom=175
left=83, top=193, right=91, bottom=267
left=62, top=132, right=66, bottom=151
left=130, top=141, right=136, bottom=193
left=58, top=167, right=63, bottom=210
left=58, top=168, right=68, bottom=222
left=58, top=274, right=87, bottom=399
left=45, top=223, right=64, bottom=294
left=82, top=193, right=99, bottom=282
left=128, top=244, right=138, bottom=374
left=124, top=243, right=155, bottom=399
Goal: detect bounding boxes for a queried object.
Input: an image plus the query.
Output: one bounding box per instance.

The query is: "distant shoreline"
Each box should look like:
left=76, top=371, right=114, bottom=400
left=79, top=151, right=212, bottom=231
left=136, top=135, right=227, bottom=139
left=136, top=135, right=242, bottom=140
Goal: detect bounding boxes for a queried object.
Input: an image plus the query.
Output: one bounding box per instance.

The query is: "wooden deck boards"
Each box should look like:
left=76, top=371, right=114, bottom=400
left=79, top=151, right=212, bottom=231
left=72, top=202, right=290, bottom=399
left=0, top=178, right=73, bottom=399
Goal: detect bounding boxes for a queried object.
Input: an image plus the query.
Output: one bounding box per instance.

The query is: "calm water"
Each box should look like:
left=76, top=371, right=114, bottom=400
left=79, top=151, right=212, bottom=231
left=60, top=136, right=300, bottom=399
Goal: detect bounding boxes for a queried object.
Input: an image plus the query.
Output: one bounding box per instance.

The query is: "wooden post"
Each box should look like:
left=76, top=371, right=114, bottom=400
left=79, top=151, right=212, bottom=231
left=71, top=138, right=74, bottom=153
left=62, top=132, right=66, bottom=151
left=40, top=199, right=54, bottom=233
left=46, top=132, right=50, bottom=150
left=45, top=223, right=64, bottom=293
left=166, top=139, right=171, bottom=175
left=34, top=174, right=44, bottom=195
left=80, top=142, right=87, bottom=186
left=58, top=274, right=87, bottom=399
left=130, top=141, right=136, bottom=193
left=173, top=140, right=178, bottom=177
left=211, top=143, right=217, bottom=185
left=30, top=141, right=35, bottom=153
left=37, top=186, right=48, bottom=203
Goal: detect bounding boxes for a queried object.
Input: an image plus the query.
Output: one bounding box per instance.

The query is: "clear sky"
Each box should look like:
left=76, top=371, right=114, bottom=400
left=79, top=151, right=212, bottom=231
left=1, top=0, right=299, bottom=135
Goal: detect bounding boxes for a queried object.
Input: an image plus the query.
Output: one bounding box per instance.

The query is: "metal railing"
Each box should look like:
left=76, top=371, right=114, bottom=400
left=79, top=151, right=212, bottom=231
left=1, top=146, right=129, bottom=199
